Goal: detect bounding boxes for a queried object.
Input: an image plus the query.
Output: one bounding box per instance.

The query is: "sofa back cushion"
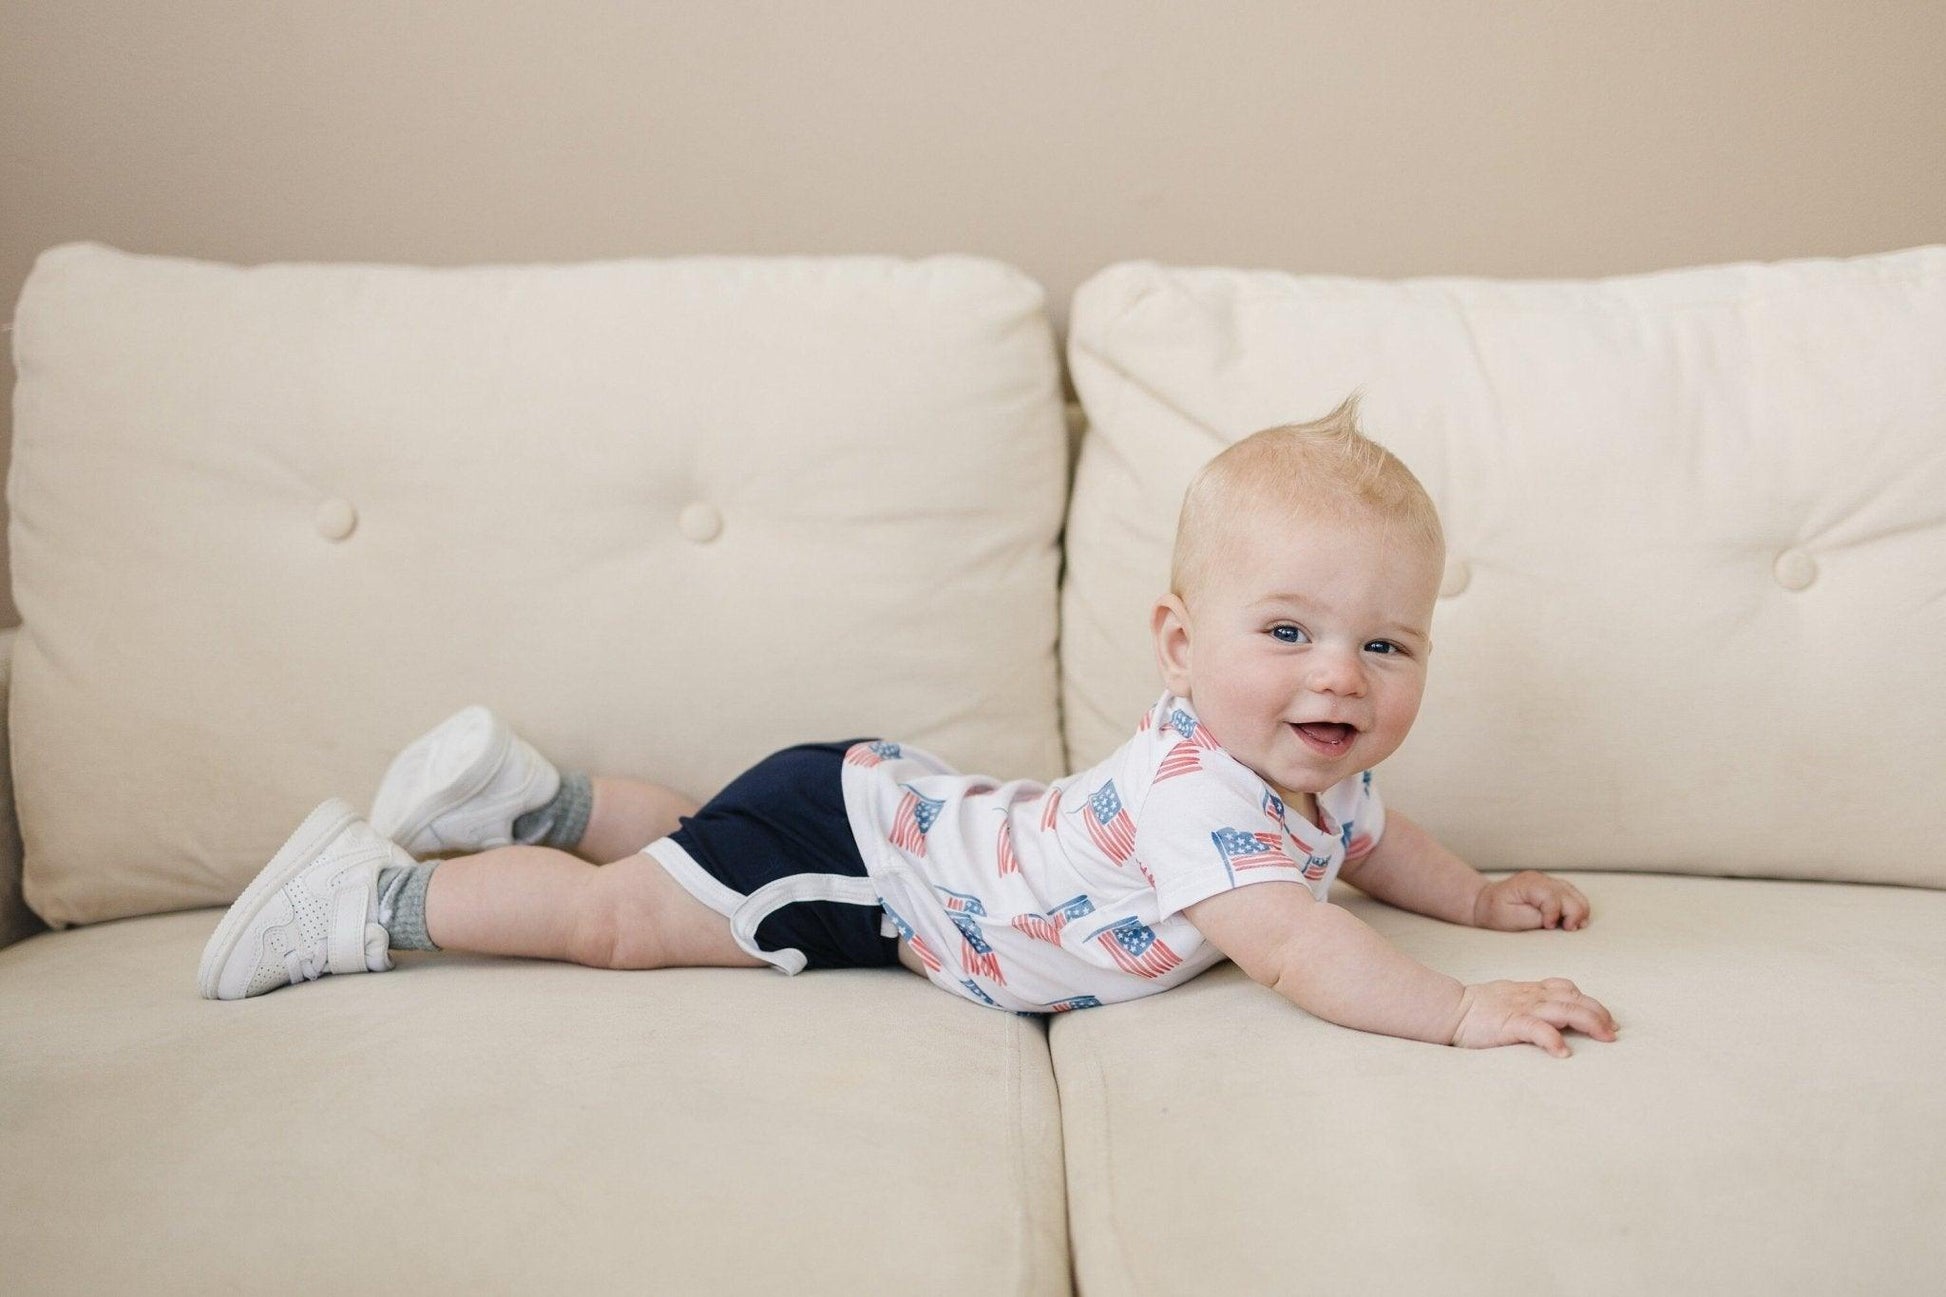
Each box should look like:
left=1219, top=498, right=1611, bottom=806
left=10, top=242, right=1068, bottom=927
left=1062, top=248, right=1946, bottom=890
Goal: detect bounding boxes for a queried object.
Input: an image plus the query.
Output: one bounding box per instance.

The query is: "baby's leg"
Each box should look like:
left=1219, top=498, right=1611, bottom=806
left=423, top=772, right=761, bottom=967
left=431, top=773, right=927, bottom=975
left=574, top=775, right=701, bottom=865
left=424, top=844, right=768, bottom=969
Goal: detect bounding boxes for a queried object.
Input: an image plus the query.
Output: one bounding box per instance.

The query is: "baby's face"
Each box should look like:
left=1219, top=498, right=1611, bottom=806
left=1153, top=508, right=1443, bottom=808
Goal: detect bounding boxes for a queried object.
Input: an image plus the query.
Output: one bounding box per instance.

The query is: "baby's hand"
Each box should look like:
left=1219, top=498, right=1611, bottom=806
left=1473, top=870, right=1591, bottom=931
left=1451, top=979, right=1620, bottom=1059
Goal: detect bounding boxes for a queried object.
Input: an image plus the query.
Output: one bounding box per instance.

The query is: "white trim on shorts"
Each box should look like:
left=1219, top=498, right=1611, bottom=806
left=642, top=836, right=886, bottom=976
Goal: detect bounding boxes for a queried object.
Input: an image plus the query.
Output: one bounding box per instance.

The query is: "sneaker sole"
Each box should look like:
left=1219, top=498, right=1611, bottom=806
left=198, top=797, right=361, bottom=1000
left=374, top=709, right=513, bottom=854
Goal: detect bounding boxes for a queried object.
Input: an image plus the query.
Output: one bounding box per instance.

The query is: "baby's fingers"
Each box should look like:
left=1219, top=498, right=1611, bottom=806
left=1512, top=1013, right=1571, bottom=1058
left=1534, top=997, right=1621, bottom=1043
left=1560, top=987, right=1620, bottom=1034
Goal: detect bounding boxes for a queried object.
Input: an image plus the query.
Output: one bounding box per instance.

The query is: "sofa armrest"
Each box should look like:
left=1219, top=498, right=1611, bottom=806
left=0, top=626, right=40, bottom=951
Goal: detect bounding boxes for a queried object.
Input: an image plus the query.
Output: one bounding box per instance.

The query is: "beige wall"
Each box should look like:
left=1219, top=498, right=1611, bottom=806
left=5, top=0, right=1944, bottom=629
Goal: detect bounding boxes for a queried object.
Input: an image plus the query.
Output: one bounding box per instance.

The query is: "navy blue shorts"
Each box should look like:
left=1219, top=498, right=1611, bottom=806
left=649, top=739, right=902, bottom=973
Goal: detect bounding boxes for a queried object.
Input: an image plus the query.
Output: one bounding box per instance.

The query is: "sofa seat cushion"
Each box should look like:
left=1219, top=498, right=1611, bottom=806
left=1048, top=872, right=1946, bottom=1295
left=0, top=910, right=1071, bottom=1296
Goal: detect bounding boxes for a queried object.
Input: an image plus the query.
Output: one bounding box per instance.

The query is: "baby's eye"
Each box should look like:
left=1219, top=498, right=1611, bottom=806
left=1365, top=641, right=1402, bottom=656
left=1270, top=625, right=1308, bottom=645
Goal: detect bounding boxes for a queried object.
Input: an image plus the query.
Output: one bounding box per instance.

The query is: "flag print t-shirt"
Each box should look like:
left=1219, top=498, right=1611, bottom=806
left=839, top=688, right=1386, bottom=1014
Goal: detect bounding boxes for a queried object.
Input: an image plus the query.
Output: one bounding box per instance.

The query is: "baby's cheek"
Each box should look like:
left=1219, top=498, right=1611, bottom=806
left=1368, top=709, right=1415, bottom=756
left=1381, top=687, right=1426, bottom=740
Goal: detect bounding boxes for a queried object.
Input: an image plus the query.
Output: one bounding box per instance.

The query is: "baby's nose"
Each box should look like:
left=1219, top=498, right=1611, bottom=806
left=1306, top=651, right=1367, bottom=694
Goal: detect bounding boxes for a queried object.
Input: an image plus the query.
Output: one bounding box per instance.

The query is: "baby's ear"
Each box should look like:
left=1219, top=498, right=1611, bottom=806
left=1151, top=595, right=1193, bottom=694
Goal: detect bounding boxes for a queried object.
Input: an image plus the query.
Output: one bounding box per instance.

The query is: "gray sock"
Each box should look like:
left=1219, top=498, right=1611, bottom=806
left=511, top=769, right=593, bottom=851
left=376, top=859, right=442, bottom=951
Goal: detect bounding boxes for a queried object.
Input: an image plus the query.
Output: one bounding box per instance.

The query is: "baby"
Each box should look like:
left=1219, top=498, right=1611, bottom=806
left=200, top=395, right=1619, bottom=1058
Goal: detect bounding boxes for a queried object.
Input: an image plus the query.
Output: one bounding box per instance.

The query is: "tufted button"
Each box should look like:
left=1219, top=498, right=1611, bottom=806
left=314, top=498, right=357, bottom=541
left=1774, top=548, right=1817, bottom=591
left=678, top=501, right=723, bottom=543
left=1439, top=558, right=1471, bottom=598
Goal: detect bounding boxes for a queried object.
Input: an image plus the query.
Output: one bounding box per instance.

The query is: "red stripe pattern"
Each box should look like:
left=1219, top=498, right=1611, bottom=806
left=1083, top=780, right=1136, bottom=865
left=1156, top=738, right=1205, bottom=783
left=1039, top=784, right=1063, bottom=831
left=995, top=816, right=1020, bottom=875
left=1213, top=827, right=1297, bottom=875
left=890, top=785, right=943, bottom=857
left=953, top=916, right=1005, bottom=984
left=1093, top=917, right=1182, bottom=979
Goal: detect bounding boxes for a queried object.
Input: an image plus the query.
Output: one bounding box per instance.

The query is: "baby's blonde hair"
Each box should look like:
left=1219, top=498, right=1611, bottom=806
left=1168, top=393, right=1445, bottom=614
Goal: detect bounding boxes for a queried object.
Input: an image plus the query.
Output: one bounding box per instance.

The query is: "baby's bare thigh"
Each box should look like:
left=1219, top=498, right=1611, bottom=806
left=593, top=851, right=768, bottom=969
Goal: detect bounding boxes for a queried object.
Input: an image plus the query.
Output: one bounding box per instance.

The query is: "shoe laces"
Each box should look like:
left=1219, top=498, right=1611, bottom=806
left=284, top=943, right=331, bottom=985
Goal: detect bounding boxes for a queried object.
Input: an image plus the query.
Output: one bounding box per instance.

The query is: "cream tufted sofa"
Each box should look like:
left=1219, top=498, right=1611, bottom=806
left=2, top=242, right=1942, bottom=1296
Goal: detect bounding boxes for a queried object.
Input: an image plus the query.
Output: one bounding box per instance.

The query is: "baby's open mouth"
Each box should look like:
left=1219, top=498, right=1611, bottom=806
left=1293, top=722, right=1355, bottom=752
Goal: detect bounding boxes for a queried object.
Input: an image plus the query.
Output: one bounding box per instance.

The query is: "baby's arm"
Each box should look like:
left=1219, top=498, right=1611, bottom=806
left=1336, top=810, right=1487, bottom=925
left=1339, top=810, right=1592, bottom=930
left=1183, top=882, right=1619, bottom=1057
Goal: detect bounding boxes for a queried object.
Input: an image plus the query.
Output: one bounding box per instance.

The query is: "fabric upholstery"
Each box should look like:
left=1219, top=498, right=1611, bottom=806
left=0, top=909, right=1071, bottom=1296
left=8, top=242, right=1069, bottom=927
left=0, top=629, right=31, bottom=950
left=1062, top=248, right=1946, bottom=889
left=6, top=243, right=1943, bottom=1297
left=1050, top=870, right=1946, bottom=1294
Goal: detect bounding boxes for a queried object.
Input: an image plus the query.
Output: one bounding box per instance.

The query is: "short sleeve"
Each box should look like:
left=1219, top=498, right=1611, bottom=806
left=1330, top=768, right=1387, bottom=861
left=1134, top=740, right=1311, bottom=924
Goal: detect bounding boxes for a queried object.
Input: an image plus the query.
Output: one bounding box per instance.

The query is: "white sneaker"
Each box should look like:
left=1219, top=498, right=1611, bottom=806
left=198, top=798, right=402, bottom=1001
left=367, top=704, right=561, bottom=857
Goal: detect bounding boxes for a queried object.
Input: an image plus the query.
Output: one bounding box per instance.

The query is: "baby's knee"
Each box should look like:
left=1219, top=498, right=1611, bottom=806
left=570, top=873, right=666, bottom=970
left=573, top=853, right=771, bottom=971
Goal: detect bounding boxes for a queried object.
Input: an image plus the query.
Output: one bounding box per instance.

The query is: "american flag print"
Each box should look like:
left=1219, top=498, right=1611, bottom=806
left=1267, top=792, right=1334, bottom=879
left=1342, top=821, right=1373, bottom=860
left=1010, top=893, right=1095, bottom=945
left=938, top=887, right=987, bottom=916
left=890, top=785, right=944, bottom=856
left=994, top=815, right=1019, bottom=876
left=1039, top=784, right=1063, bottom=831
left=1011, top=912, right=1060, bottom=944
left=1156, top=738, right=1205, bottom=783
left=952, top=913, right=1005, bottom=983
left=1211, top=826, right=1298, bottom=883
left=1046, top=995, right=1103, bottom=1013
left=1154, top=709, right=1220, bottom=783
left=1085, top=780, right=1136, bottom=864
left=958, top=978, right=1002, bottom=1007
left=844, top=740, right=902, bottom=768
left=1283, top=818, right=1312, bottom=859
left=882, top=900, right=944, bottom=973
left=1091, top=916, right=1183, bottom=979
left=1056, top=894, right=1097, bottom=921
left=1168, top=707, right=1220, bottom=746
